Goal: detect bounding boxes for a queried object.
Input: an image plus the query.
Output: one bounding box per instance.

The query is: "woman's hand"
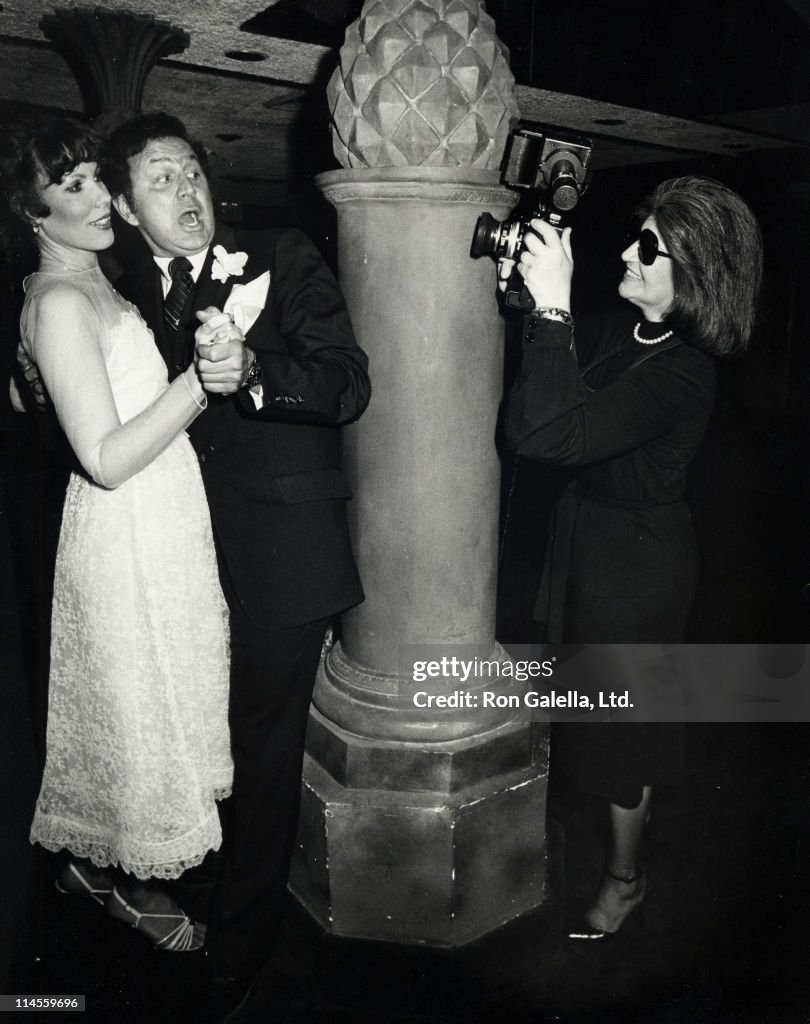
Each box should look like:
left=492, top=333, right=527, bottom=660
left=194, top=307, right=249, bottom=395
left=498, top=219, right=573, bottom=312
left=194, top=307, right=243, bottom=347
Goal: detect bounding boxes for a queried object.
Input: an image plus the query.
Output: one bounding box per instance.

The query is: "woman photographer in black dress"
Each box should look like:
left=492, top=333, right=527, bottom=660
left=500, top=177, right=762, bottom=937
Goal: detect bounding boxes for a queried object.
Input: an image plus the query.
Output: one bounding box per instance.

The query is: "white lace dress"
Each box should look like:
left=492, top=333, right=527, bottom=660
left=25, top=267, right=232, bottom=880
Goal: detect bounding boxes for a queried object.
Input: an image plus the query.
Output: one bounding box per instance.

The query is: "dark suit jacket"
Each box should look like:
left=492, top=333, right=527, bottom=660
left=116, top=224, right=370, bottom=629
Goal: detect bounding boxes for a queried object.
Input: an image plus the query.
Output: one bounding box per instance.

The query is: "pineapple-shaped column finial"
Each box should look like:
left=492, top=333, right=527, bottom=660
left=328, top=0, right=519, bottom=169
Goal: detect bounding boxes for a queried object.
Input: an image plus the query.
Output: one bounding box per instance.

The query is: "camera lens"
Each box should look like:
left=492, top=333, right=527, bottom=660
left=471, top=213, right=501, bottom=258
left=552, top=181, right=577, bottom=212
left=547, top=158, right=581, bottom=212
left=551, top=177, right=580, bottom=211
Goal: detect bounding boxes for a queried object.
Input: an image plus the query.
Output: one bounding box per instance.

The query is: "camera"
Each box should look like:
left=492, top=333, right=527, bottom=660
left=471, top=123, right=593, bottom=310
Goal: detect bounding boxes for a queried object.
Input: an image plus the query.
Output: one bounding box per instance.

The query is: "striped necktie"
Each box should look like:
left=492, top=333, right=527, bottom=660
left=163, top=256, right=194, bottom=342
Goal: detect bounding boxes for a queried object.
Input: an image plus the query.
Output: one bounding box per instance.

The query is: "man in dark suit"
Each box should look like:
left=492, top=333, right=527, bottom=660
left=103, top=112, right=370, bottom=980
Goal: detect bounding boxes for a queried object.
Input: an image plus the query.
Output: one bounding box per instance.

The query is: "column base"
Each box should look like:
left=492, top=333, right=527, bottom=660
left=290, top=708, right=549, bottom=947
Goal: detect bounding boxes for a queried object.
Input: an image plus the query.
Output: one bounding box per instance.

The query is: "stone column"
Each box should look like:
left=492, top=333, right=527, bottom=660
left=290, top=167, right=549, bottom=946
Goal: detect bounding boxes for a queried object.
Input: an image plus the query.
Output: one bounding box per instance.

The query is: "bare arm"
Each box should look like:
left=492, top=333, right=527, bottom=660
left=27, top=286, right=206, bottom=489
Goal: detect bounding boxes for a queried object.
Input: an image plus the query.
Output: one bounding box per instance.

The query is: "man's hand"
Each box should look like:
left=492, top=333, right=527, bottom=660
left=14, top=342, right=48, bottom=410
left=9, top=375, right=26, bottom=413
left=195, top=306, right=250, bottom=395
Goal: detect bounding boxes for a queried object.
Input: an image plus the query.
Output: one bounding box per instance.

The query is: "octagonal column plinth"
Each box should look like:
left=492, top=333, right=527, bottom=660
left=290, top=168, right=549, bottom=946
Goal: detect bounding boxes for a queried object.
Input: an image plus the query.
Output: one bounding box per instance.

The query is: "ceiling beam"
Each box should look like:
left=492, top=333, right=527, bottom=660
left=784, top=0, right=810, bottom=26
left=0, top=2, right=804, bottom=206
left=0, top=1, right=801, bottom=158
left=514, top=87, right=791, bottom=158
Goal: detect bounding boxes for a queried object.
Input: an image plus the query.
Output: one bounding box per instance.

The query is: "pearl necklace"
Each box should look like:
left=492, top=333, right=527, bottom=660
left=633, top=322, right=674, bottom=345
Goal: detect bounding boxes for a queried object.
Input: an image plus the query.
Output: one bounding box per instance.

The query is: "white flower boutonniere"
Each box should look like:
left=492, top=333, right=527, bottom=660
left=211, top=245, right=248, bottom=283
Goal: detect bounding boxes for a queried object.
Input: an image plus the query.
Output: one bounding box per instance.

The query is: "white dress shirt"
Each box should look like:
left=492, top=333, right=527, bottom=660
left=154, top=248, right=209, bottom=296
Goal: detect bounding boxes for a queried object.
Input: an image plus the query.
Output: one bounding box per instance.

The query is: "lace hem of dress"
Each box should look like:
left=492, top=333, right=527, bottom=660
left=31, top=822, right=225, bottom=881
left=31, top=783, right=232, bottom=881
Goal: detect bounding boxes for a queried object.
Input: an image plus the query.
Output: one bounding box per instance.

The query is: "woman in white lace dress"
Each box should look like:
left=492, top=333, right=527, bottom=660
left=11, top=119, right=232, bottom=952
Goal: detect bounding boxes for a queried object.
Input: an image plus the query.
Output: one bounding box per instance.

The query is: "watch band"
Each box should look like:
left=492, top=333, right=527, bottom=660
left=242, top=349, right=262, bottom=389
left=533, top=307, right=574, bottom=326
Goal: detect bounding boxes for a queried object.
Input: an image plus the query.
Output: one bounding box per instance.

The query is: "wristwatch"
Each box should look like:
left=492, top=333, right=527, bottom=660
left=242, top=348, right=262, bottom=390
left=533, top=307, right=574, bottom=326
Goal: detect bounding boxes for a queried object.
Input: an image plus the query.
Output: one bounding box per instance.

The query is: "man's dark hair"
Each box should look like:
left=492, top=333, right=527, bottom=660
left=8, top=117, right=102, bottom=222
left=634, top=176, right=763, bottom=357
left=102, top=112, right=209, bottom=210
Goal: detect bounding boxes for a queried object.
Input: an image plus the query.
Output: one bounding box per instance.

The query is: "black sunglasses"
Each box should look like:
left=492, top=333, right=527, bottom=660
left=630, top=228, right=673, bottom=266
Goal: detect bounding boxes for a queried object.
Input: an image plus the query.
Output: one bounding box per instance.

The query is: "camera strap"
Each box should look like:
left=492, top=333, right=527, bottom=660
left=582, top=336, right=683, bottom=383
left=627, top=336, right=683, bottom=369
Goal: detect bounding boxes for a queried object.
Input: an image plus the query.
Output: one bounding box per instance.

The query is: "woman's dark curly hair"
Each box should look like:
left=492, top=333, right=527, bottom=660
left=634, top=176, right=763, bottom=357
left=7, top=117, right=103, bottom=223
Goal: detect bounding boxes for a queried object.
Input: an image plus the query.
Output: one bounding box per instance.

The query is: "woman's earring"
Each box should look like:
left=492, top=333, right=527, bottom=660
left=32, top=224, right=39, bottom=235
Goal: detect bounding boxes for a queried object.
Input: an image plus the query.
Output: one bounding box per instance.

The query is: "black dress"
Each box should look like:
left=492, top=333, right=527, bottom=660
left=504, top=306, right=716, bottom=806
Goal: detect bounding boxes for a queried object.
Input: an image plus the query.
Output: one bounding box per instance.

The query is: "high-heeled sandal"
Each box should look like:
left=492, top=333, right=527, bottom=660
left=109, top=888, right=204, bottom=952
left=567, top=868, right=648, bottom=941
left=54, top=862, right=113, bottom=907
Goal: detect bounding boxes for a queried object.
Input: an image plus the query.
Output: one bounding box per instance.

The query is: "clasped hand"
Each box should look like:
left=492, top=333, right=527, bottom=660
left=194, top=307, right=250, bottom=394
left=497, top=219, right=574, bottom=312
left=13, top=342, right=47, bottom=411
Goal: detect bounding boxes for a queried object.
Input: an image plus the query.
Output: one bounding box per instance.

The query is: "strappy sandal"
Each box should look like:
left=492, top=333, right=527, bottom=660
left=109, top=888, right=204, bottom=952
left=55, top=862, right=113, bottom=907
left=568, top=868, right=648, bottom=940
